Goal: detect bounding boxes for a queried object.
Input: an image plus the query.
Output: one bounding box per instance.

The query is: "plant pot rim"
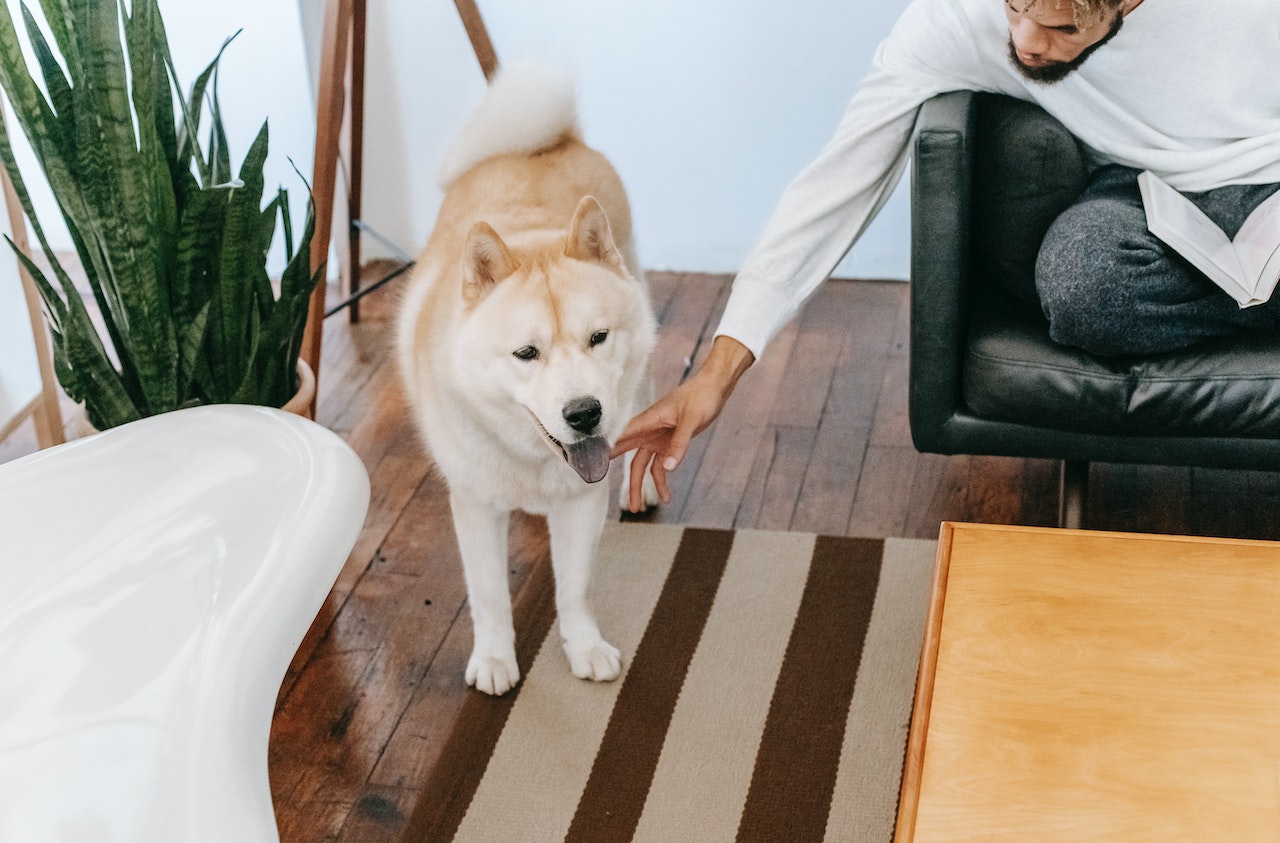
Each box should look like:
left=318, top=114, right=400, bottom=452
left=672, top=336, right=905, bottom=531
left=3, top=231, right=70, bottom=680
left=281, top=358, right=316, bottom=417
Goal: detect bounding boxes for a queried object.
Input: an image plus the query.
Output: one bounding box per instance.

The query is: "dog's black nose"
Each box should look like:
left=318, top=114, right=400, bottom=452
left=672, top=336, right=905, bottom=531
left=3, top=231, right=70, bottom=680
left=563, top=396, right=602, bottom=434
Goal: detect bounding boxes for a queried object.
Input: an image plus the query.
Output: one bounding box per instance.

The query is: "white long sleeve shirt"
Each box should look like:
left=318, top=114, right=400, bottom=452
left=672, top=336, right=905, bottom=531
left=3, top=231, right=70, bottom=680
left=716, top=0, right=1280, bottom=360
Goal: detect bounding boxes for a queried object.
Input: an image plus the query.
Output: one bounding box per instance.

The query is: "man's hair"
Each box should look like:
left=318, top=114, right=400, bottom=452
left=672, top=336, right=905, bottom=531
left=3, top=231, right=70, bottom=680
left=1021, top=0, right=1125, bottom=28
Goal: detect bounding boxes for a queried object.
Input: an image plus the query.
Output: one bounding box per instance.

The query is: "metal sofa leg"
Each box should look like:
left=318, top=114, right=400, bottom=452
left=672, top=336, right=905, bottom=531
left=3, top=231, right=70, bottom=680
left=1059, top=460, right=1088, bottom=529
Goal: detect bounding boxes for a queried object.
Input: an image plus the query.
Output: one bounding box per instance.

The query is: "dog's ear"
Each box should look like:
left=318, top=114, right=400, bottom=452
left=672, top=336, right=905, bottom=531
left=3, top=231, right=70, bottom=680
left=565, top=196, right=625, bottom=274
left=463, top=221, right=518, bottom=303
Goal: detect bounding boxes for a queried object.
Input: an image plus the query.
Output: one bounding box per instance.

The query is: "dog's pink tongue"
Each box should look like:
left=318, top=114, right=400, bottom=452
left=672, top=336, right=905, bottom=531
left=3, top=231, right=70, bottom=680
left=564, top=436, right=610, bottom=484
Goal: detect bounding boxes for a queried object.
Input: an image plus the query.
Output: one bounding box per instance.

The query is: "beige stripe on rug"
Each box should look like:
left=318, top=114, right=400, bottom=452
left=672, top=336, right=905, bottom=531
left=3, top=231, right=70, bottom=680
left=401, top=522, right=936, bottom=843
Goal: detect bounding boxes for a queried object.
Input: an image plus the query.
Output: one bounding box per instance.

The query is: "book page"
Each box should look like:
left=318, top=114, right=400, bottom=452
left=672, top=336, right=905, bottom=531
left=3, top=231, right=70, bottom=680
left=1138, top=171, right=1250, bottom=302
left=1233, top=188, right=1280, bottom=288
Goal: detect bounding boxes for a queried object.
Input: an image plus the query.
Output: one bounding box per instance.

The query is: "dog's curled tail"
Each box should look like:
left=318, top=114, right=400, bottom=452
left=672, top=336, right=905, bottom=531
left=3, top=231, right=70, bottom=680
left=437, top=62, right=580, bottom=188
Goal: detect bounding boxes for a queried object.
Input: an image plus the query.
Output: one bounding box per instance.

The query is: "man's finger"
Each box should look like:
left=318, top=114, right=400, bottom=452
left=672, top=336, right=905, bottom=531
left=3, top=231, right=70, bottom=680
left=652, top=456, right=671, bottom=505
left=661, top=417, right=699, bottom=473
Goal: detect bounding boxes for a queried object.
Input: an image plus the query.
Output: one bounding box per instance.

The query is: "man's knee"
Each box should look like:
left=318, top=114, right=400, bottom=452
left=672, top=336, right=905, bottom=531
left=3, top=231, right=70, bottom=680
left=1035, top=208, right=1165, bottom=355
left=1036, top=270, right=1138, bottom=355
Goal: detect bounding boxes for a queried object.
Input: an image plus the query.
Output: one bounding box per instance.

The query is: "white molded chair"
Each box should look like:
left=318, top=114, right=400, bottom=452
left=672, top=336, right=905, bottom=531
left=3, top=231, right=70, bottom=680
left=0, top=405, right=370, bottom=842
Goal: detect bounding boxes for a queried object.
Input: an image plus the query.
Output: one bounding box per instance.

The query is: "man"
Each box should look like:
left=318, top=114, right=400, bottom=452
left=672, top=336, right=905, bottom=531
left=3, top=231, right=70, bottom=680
left=616, top=0, right=1280, bottom=511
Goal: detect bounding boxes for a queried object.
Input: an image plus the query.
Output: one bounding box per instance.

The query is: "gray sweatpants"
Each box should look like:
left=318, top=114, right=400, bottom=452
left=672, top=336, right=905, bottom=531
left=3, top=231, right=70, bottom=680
left=1036, top=164, right=1280, bottom=356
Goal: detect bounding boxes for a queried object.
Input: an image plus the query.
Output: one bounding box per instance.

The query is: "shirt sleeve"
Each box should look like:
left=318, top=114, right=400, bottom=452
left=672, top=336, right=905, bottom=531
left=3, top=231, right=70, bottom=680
left=714, top=0, right=988, bottom=360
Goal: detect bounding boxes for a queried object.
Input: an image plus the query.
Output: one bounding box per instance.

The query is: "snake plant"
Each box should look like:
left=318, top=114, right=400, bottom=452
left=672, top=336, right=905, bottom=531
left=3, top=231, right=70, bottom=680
left=0, top=0, right=318, bottom=430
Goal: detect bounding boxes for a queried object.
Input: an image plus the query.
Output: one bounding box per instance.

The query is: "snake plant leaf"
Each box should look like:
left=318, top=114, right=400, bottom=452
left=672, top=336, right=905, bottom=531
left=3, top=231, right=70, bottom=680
left=20, top=7, right=71, bottom=135
left=0, top=0, right=317, bottom=426
left=279, top=202, right=318, bottom=305
left=232, top=185, right=316, bottom=408
left=124, top=0, right=177, bottom=270
left=261, top=189, right=282, bottom=268
left=2, top=233, right=62, bottom=332
left=59, top=302, right=141, bottom=430
left=11, top=242, right=136, bottom=428
left=172, top=183, right=230, bottom=322
left=0, top=7, right=78, bottom=218
left=277, top=186, right=295, bottom=261
left=0, top=13, right=133, bottom=389
left=35, top=0, right=79, bottom=86
left=70, top=0, right=177, bottom=414
left=0, top=96, right=141, bottom=419
left=175, top=300, right=210, bottom=399
left=277, top=205, right=320, bottom=377
left=206, top=66, right=233, bottom=188
left=0, top=96, right=77, bottom=335
left=135, top=3, right=180, bottom=184
left=162, top=30, right=238, bottom=186
left=172, top=182, right=230, bottom=394
left=206, top=120, right=269, bottom=398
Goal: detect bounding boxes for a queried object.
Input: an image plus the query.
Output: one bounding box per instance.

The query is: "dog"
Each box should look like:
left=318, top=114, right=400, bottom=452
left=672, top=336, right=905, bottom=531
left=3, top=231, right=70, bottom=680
left=395, top=64, right=658, bottom=696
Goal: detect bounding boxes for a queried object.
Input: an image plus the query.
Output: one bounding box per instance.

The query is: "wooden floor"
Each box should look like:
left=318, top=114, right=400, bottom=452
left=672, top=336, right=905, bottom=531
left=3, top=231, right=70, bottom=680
left=7, top=269, right=1280, bottom=841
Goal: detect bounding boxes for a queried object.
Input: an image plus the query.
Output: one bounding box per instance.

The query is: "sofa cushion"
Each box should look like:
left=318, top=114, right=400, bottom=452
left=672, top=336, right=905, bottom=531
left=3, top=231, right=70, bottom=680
left=963, top=294, right=1280, bottom=436
left=971, top=94, right=1089, bottom=308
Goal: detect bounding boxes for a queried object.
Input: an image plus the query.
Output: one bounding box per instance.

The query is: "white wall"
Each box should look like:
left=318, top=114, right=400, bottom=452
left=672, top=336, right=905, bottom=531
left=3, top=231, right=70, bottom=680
left=300, top=0, right=913, bottom=280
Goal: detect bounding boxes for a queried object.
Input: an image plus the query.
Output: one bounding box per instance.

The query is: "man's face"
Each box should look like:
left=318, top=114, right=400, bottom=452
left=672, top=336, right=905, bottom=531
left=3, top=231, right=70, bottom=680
left=1004, top=0, right=1125, bottom=83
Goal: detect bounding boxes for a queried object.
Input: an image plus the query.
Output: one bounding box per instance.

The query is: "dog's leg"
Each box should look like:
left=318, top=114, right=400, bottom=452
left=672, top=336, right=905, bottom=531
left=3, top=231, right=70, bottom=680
left=547, top=486, right=621, bottom=682
left=617, top=374, right=662, bottom=512
left=450, top=490, right=520, bottom=695
left=618, top=449, right=661, bottom=512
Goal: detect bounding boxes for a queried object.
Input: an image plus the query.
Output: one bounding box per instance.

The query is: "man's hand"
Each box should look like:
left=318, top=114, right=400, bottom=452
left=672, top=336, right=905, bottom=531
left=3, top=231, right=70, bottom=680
left=612, top=336, right=755, bottom=512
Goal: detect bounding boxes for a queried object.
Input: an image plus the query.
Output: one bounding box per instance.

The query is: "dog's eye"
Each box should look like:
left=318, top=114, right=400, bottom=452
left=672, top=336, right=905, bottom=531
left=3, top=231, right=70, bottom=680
left=589, top=330, right=609, bottom=348
left=513, top=345, right=539, bottom=361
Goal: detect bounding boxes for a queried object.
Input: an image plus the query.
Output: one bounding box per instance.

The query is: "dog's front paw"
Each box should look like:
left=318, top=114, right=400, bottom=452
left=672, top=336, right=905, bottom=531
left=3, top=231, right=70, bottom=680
left=563, top=637, right=622, bottom=682
left=618, top=451, right=662, bottom=513
left=466, top=649, right=521, bottom=696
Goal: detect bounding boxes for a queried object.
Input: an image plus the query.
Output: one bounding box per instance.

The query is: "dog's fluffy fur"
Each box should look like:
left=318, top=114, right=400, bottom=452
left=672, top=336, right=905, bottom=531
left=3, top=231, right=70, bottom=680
left=395, top=64, right=657, bottom=695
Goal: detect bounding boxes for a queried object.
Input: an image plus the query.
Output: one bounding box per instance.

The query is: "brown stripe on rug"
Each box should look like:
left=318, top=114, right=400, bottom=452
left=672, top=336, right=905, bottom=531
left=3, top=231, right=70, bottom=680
left=448, top=523, right=685, bottom=841
left=735, top=536, right=884, bottom=842
left=565, top=528, right=736, bottom=841
left=399, top=523, right=935, bottom=843
left=631, top=529, right=818, bottom=841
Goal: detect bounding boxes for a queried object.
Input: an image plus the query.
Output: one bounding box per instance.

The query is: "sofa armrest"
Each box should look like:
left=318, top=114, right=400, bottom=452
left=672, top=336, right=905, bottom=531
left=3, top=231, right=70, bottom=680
left=909, top=90, right=976, bottom=453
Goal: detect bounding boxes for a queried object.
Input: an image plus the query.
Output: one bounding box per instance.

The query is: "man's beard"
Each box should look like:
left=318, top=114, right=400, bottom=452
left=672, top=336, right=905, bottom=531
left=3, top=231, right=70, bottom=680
left=1008, top=11, right=1124, bottom=84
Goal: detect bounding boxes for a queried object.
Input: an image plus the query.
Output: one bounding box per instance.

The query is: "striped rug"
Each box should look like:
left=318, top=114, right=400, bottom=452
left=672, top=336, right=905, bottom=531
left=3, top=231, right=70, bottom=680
left=402, top=522, right=936, bottom=842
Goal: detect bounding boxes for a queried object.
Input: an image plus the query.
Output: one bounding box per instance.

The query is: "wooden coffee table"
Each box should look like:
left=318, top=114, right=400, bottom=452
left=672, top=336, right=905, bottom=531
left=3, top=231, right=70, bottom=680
left=896, top=522, right=1280, bottom=842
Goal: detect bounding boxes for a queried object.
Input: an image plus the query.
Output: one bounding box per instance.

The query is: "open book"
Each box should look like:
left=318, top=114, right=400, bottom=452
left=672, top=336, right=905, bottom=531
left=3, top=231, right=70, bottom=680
left=1137, top=170, right=1280, bottom=308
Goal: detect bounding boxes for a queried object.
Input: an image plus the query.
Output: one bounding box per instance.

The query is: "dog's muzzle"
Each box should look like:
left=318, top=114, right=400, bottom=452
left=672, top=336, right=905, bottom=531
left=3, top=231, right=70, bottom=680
left=528, top=402, right=611, bottom=484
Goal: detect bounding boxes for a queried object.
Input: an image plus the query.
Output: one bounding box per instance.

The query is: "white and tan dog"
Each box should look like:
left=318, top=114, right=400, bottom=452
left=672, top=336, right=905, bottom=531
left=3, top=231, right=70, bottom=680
left=396, top=65, right=657, bottom=695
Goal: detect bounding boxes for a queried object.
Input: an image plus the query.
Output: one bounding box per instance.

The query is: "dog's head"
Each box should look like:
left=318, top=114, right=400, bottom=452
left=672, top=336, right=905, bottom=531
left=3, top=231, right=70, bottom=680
left=453, top=196, right=656, bottom=483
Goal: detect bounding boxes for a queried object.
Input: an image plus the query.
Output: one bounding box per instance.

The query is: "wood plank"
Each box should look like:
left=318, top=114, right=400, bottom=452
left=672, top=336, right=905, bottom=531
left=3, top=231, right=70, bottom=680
left=1018, top=458, right=1061, bottom=529
left=677, top=316, right=799, bottom=528
left=821, top=279, right=904, bottom=434
left=790, top=419, right=871, bottom=536
left=738, top=425, right=816, bottom=532
left=963, top=455, right=1027, bottom=527
left=769, top=283, right=853, bottom=430
left=848, top=444, right=920, bottom=538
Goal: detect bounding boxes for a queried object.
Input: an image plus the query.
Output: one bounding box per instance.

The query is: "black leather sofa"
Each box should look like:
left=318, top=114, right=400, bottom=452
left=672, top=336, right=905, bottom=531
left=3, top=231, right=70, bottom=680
left=908, top=90, right=1280, bottom=527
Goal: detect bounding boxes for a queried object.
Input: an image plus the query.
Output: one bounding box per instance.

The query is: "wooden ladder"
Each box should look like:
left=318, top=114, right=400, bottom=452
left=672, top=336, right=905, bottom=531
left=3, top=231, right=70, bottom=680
left=299, top=0, right=499, bottom=418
